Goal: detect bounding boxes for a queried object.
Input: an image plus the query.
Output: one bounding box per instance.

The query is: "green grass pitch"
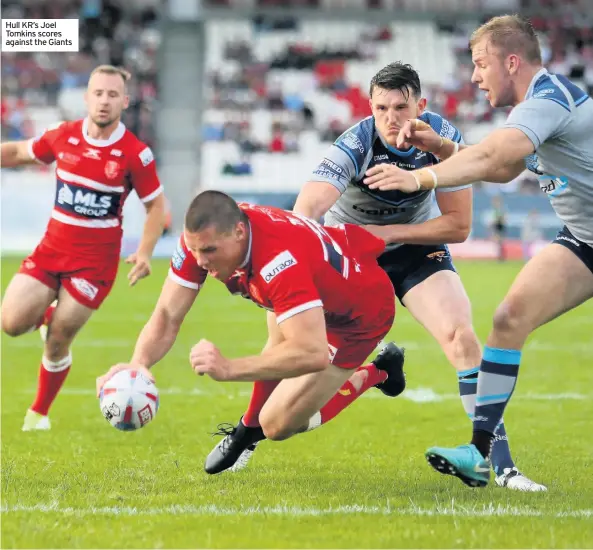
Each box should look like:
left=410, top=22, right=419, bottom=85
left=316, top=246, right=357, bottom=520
left=1, top=257, right=592, bottom=548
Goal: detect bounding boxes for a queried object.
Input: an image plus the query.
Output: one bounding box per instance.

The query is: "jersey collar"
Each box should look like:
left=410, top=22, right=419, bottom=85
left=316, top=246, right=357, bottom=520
left=239, top=221, right=252, bottom=269
left=81, top=117, right=126, bottom=147
left=525, top=67, right=549, bottom=100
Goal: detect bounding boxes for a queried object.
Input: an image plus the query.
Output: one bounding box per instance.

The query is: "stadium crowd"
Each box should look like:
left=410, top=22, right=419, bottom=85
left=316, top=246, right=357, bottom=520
left=1, top=0, right=160, bottom=151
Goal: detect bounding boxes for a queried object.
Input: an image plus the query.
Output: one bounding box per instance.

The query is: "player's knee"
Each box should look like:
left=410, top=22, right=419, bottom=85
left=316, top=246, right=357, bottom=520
left=260, top=415, right=294, bottom=441
left=492, top=299, right=525, bottom=334
left=451, top=324, right=480, bottom=355
left=1, top=310, right=28, bottom=337
left=263, top=424, right=293, bottom=441
left=443, top=323, right=480, bottom=365
left=1, top=317, right=22, bottom=337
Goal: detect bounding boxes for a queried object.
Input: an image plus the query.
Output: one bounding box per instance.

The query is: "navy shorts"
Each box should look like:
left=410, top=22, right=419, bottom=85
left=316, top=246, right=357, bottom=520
left=378, top=243, right=457, bottom=303
left=553, top=226, right=593, bottom=274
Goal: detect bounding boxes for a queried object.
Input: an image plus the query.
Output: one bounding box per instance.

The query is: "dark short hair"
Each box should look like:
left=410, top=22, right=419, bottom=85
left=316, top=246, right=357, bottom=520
left=369, top=62, right=421, bottom=100
left=184, top=190, right=247, bottom=234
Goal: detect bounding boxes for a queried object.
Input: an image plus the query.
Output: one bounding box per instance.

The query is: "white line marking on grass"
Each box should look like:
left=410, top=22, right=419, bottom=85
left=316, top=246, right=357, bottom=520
left=1, top=502, right=591, bottom=518
left=22, top=387, right=591, bottom=402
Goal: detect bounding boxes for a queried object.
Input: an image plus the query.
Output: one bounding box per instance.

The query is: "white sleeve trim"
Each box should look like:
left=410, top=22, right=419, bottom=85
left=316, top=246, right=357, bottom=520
left=436, top=184, right=472, bottom=193
left=26, top=138, right=46, bottom=165
left=276, top=299, right=323, bottom=324
left=140, top=185, right=164, bottom=203
left=168, top=268, right=201, bottom=290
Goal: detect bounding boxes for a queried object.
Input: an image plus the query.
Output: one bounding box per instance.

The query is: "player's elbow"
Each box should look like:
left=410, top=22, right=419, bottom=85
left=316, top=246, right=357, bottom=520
left=309, top=350, right=329, bottom=373
left=153, top=305, right=183, bottom=336
left=293, top=199, right=322, bottom=221
left=147, top=194, right=166, bottom=220
left=293, top=182, right=336, bottom=221
left=300, top=345, right=329, bottom=374
left=452, top=221, right=471, bottom=243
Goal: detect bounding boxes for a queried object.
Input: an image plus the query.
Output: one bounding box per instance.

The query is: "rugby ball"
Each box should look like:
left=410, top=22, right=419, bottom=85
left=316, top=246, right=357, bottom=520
left=99, top=369, right=159, bottom=431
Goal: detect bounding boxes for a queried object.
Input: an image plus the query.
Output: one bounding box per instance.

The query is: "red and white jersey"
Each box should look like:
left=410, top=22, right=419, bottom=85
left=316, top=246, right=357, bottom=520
left=28, top=117, right=163, bottom=257
left=169, top=204, right=391, bottom=327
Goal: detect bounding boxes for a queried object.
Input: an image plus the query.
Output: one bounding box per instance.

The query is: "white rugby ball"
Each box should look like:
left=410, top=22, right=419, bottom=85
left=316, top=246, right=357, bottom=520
left=99, top=369, right=159, bottom=431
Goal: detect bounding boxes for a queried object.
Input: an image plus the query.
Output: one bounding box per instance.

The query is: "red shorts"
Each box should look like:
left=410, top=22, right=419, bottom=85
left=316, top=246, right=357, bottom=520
left=327, top=280, right=396, bottom=370
left=18, top=241, right=118, bottom=310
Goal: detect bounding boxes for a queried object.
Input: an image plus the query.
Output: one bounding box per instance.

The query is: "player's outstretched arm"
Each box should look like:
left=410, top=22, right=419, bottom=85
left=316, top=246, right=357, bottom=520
left=130, top=277, right=198, bottom=368
left=363, top=128, right=534, bottom=192
left=190, top=307, right=328, bottom=382
left=96, top=278, right=199, bottom=394
left=0, top=140, right=39, bottom=167
left=126, top=193, right=167, bottom=286
left=484, top=158, right=527, bottom=183
left=366, top=187, right=473, bottom=245
left=293, top=181, right=342, bottom=221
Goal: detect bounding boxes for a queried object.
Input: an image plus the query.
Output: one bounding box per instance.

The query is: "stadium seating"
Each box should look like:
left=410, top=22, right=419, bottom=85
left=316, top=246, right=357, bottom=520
left=0, top=0, right=160, bottom=151
left=201, top=5, right=592, bottom=192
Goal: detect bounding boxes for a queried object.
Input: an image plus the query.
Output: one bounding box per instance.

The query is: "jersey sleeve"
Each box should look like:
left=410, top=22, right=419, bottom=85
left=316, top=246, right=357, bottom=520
left=421, top=111, right=463, bottom=144
left=168, top=235, right=207, bottom=290
left=309, top=145, right=357, bottom=194
left=310, top=119, right=374, bottom=191
left=129, top=144, right=164, bottom=203
left=420, top=111, right=470, bottom=193
left=504, top=97, right=571, bottom=149
left=27, top=124, right=63, bottom=164
left=258, top=249, right=323, bottom=324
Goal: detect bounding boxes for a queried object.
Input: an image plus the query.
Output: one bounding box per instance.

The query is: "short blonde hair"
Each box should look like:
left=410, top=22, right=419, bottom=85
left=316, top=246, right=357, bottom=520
left=470, top=14, right=542, bottom=65
left=89, top=65, right=131, bottom=86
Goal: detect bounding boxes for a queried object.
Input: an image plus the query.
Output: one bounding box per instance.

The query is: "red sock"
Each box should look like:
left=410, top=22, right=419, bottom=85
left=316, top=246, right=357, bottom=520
left=32, top=302, right=56, bottom=331
left=312, top=363, right=387, bottom=428
left=242, top=380, right=279, bottom=427
left=30, top=354, right=72, bottom=416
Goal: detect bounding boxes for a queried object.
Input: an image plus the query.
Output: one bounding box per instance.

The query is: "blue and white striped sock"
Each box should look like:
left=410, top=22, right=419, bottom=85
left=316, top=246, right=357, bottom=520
left=458, top=365, right=515, bottom=473
left=472, top=346, right=521, bottom=458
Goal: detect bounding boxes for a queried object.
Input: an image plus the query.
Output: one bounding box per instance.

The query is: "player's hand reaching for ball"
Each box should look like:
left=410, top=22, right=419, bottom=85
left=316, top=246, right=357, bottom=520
left=396, top=118, right=443, bottom=152
left=190, top=339, right=231, bottom=381
left=126, top=252, right=151, bottom=286
left=96, top=363, right=155, bottom=397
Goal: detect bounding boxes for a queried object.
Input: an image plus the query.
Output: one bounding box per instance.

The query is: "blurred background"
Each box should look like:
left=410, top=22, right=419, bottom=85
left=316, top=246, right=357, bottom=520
left=1, top=0, right=592, bottom=259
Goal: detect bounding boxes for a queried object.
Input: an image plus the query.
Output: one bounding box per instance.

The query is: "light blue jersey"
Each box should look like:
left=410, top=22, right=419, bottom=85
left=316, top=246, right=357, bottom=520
left=505, top=68, right=593, bottom=246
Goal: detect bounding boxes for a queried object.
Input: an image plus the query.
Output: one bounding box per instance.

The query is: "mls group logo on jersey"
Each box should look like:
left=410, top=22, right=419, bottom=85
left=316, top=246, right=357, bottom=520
left=56, top=182, right=117, bottom=217
left=260, top=250, right=297, bottom=283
